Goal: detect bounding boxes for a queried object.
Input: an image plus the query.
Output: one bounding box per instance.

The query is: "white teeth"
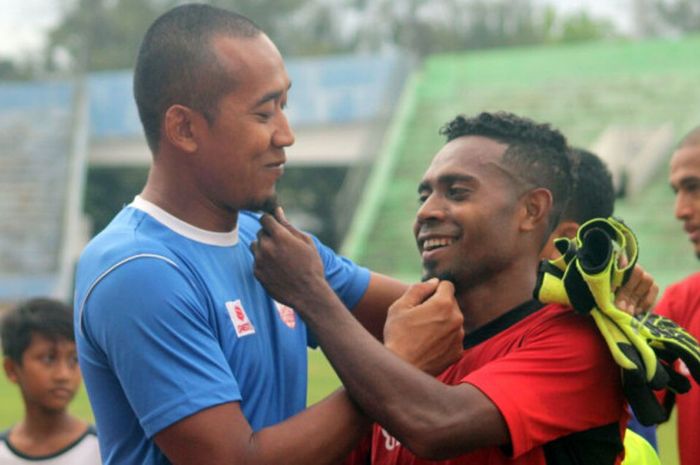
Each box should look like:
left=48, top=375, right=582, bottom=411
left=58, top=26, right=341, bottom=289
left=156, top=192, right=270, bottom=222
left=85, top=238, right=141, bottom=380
left=423, top=238, right=454, bottom=251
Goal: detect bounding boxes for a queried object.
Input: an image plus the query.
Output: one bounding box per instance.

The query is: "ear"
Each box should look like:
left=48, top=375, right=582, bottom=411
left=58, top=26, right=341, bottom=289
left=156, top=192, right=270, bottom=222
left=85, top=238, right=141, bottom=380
left=519, top=187, right=553, bottom=233
left=3, top=357, right=19, bottom=384
left=162, top=104, right=203, bottom=153
left=540, top=220, right=580, bottom=260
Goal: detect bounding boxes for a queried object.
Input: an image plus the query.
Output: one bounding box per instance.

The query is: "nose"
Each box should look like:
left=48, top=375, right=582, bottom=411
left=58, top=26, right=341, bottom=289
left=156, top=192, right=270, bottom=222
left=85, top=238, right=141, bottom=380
left=416, top=193, right=447, bottom=226
left=675, top=192, right=691, bottom=221
left=53, top=358, right=76, bottom=382
left=273, top=112, right=295, bottom=148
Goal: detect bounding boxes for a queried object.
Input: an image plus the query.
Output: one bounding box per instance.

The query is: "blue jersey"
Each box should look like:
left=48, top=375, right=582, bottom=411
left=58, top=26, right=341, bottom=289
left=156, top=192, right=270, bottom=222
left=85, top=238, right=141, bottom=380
left=74, top=197, right=370, bottom=465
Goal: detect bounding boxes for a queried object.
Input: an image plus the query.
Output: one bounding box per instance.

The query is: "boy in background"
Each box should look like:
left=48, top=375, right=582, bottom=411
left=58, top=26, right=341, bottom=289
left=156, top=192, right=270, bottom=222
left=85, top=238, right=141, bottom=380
left=1, top=298, right=100, bottom=464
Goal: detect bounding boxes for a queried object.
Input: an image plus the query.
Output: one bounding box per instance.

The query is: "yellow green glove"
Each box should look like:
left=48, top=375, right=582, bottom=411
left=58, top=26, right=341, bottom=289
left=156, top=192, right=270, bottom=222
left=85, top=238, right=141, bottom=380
left=534, top=217, right=700, bottom=425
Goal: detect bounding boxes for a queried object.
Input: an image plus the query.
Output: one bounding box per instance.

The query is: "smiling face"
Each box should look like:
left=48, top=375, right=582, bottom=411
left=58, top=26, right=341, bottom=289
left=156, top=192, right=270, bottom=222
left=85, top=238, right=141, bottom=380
left=4, top=333, right=81, bottom=413
left=670, top=143, right=700, bottom=258
left=193, top=33, right=294, bottom=213
left=414, top=136, right=528, bottom=288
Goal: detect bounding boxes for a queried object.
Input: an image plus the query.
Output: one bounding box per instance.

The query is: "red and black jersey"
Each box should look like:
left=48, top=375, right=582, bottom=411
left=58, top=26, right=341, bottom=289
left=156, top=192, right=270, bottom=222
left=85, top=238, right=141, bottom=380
left=371, top=301, right=627, bottom=465
left=655, top=273, right=700, bottom=465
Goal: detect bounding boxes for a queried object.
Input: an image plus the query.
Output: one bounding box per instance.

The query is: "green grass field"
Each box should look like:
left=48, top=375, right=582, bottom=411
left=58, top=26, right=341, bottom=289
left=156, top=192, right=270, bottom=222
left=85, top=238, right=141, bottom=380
left=1, top=349, right=679, bottom=464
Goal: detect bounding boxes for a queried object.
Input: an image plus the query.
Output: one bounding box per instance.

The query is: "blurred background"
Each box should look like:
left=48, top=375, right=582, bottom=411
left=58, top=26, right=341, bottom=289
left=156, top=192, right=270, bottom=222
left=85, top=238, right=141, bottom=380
left=1, top=1, right=699, bottom=463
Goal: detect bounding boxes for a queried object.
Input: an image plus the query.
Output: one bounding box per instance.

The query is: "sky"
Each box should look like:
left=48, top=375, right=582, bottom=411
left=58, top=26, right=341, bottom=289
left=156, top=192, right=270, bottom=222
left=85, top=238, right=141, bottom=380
left=0, top=0, right=63, bottom=61
left=0, top=0, right=634, bottom=61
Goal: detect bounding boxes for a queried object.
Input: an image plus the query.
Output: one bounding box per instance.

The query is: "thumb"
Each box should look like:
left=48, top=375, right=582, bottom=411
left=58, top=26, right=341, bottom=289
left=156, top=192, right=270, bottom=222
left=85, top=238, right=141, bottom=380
left=395, top=278, right=440, bottom=308
left=275, top=206, right=291, bottom=226
left=273, top=206, right=309, bottom=241
left=432, top=280, right=456, bottom=298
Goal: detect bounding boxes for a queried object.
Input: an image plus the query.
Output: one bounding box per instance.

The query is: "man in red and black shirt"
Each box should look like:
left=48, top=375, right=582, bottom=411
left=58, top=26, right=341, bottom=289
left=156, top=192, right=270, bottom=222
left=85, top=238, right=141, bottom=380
left=658, top=125, right=700, bottom=465
left=253, top=112, right=627, bottom=465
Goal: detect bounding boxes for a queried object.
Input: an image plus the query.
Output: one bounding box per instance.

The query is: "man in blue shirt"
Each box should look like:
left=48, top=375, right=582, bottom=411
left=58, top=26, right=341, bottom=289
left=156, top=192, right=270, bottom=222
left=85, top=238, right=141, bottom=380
left=74, top=4, right=464, bottom=465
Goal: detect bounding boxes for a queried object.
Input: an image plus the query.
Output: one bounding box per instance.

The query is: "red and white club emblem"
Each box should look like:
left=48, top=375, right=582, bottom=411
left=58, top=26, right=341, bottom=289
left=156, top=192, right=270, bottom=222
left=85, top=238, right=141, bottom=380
left=275, top=302, right=297, bottom=329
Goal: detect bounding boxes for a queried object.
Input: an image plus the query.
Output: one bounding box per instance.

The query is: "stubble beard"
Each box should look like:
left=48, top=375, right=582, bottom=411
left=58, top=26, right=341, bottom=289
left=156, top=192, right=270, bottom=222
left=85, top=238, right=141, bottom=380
left=248, top=194, right=280, bottom=214
left=422, top=257, right=507, bottom=294
left=421, top=260, right=457, bottom=285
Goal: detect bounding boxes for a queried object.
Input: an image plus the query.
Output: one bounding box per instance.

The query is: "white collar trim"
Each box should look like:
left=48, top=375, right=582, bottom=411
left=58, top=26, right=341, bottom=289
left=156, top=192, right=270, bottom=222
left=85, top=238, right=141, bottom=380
left=130, top=196, right=239, bottom=246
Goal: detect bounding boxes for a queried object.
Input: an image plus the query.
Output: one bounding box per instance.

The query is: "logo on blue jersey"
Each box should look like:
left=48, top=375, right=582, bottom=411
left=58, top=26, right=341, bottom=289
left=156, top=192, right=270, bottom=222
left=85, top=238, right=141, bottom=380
left=274, top=301, right=297, bottom=329
left=226, top=300, right=256, bottom=337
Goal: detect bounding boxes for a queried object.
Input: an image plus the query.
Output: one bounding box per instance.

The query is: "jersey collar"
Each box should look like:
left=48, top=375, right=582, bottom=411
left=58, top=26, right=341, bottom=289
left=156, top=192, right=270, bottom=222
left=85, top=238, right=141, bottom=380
left=463, top=299, right=544, bottom=349
left=131, top=196, right=239, bottom=247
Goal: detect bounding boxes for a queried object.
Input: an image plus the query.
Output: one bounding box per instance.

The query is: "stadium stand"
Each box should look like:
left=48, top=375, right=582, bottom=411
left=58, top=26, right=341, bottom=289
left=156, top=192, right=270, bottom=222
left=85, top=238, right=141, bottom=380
left=0, top=81, right=89, bottom=304
left=343, top=35, right=700, bottom=292
left=0, top=51, right=408, bottom=305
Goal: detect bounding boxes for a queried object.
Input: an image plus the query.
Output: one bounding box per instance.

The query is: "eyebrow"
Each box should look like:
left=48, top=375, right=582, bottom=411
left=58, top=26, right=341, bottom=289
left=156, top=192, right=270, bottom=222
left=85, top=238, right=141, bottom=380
left=253, top=82, right=292, bottom=107
left=672, top=175, right=700, bottom=190
left=417, top=174, right=476, bottom=193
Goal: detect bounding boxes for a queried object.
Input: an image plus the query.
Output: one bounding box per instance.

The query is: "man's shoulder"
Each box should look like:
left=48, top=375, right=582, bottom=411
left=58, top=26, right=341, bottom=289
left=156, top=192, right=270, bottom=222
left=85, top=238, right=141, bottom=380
left=657, top=272, right=700, bottom=320
left=524, top=303, right=604, bottom=346
left=76, top=208, right=180, bottom=291
left=667, top=272, right=700, bottom=294
left=527, top=302, right=585, bottom=328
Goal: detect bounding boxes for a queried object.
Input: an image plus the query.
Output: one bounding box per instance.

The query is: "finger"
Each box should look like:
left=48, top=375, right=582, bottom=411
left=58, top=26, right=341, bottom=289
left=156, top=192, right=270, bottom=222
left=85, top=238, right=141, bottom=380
left=250, top=239, right=259, bottom=258
left=393, top=279, right=440, bottom=308
left=638, top=275, right=659, bottom=313
left=275, top=206, right=291, bottom=226
left=259, top=213, right=284, bottom=235
left=615, top=266, right=642, bottom=312
left=433, top=280, right=456, bottom=297
left=617, top=251, right=629, bottom=268
left=421, top=280, right=457, bottom=305
left=628, top=270, right=652, bottom=303
left=264, top=209, right=309, bottom=242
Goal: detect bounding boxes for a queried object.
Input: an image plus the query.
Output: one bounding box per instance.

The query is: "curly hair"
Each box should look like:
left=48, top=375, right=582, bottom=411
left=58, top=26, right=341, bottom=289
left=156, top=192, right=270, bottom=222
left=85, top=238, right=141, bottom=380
left=564, top=148, right=615, bottom=224
left=134, top=4, right=262, bottom=153
left=1, top=298, right=74, bottom=363
left=439, top=112, right=572, bottom=232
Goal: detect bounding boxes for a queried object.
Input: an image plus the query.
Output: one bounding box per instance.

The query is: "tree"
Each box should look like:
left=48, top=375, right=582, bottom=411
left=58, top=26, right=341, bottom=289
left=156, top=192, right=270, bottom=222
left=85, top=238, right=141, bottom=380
left=0, top=59, right=33, bottom=81
left=654, top=0, right=700, bottom=34
left=559, top=11, right=615, bottom=43
left=44, top=0, right=329, bottom=72
left=46, top=0, right=172, bottom=72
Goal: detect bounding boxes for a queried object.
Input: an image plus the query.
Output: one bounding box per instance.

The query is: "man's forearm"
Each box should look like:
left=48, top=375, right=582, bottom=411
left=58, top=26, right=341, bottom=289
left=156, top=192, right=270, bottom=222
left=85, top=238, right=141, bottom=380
left=157, top=389, right=370, bottom=465
left=294, top=281, right=465, bottom=454
left=252, top=389, right=371, bottom=465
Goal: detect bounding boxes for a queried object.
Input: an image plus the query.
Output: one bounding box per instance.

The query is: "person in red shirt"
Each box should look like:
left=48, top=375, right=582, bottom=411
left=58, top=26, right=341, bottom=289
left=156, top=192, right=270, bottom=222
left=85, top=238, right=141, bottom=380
left=253, top=111, right=628, bottom=465
left=658, top=125, right=700, bottom=465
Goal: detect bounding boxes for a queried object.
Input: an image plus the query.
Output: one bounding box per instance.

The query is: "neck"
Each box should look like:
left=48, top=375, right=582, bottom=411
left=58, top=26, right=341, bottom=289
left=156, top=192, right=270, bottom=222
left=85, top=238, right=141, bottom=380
left=141, top=161, right=238, bottom=232
left=455, top=257, right=539, bottom=333
left=18, top=407, right=78, bottom=439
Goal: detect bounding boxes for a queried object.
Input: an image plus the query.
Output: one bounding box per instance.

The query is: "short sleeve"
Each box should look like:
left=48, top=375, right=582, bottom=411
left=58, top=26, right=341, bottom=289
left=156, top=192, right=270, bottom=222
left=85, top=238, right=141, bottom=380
left=463, top=314, right=624, bottom=458
left=80, top=256, right=241, bottom=438
left=313, top=236, right=371, bottom=310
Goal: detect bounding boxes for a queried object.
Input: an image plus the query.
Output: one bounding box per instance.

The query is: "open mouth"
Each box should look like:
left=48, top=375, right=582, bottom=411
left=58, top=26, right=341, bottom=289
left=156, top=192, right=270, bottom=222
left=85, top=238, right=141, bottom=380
left=422, top=237, right=455, bottom=251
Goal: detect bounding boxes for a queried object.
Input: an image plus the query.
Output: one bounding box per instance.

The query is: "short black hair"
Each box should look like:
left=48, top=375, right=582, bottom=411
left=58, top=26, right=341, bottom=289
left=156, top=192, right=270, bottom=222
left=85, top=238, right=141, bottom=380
left=679, top=126, right=700, bottom=149
left=1, top=298, right=74, bottom=363
left=562, top=148, right=615, bottom=223
left=134, top=3, right=262, bottom=153
left=439, top=112, right=572, bottom=232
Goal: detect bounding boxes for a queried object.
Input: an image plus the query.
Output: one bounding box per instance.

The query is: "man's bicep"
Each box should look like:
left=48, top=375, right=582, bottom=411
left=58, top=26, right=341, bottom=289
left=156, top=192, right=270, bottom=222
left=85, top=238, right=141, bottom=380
left=155, top=402, right=251, bottom=465
left=313, top=235, right=407, bottom=338
left=82, top=257, right=240, bottom=437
